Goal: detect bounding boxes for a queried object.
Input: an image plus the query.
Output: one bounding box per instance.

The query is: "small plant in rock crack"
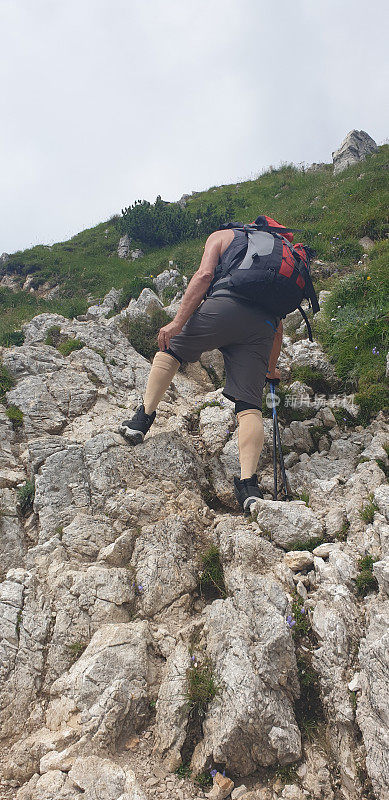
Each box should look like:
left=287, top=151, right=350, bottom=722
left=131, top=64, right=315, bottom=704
left=194, top=398, right=224, bottom=415
left=194, top=771, right=213, bottom=787
left=359, top=494, right=378, bottom=524
left=198, top=544, right=227, bottom=599
left=354, top=554, right=379, bottom=597
left=45, top=325, right=61, bottom=347
left=273, top=764, right=299, bottom=785
left=375, top=458, right=389, bottom=479
left=131, top=580, right=144, bottom=596
left=67, top=641, right=88, bottom=660
left=286, top=592, right=311, bottom=639
left=295, top=490, right=310, bottom=507
left=57, top=337, right=85, bottom=357
left=174, top=763, right=192, bottom=779
left=0, top=362, right=15, bottom=401
left=15, top=610, right=23, bottom=635
left=6, top=404, right=24, bottom=429
left=286, top=535, right=325, bottom=552
left=335, top=520, right=350, bottom=541
left=294, top=651, right=324, bottom=740
left=17, top=480, right=35, bottom=516
left=185, top=655, right=219, bottom=718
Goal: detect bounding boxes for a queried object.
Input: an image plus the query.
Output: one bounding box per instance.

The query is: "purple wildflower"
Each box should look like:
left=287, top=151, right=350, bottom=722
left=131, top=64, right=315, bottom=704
left=300, top=607, right=306, bottom=614
left=286, top=614, right=296, bottom=628
left=138, top=584, right=143, bottom=591
left=210, top=769, right=217, bottom=778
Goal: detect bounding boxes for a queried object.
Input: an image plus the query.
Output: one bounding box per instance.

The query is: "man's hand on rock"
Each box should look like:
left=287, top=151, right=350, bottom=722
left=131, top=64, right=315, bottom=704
left=158, top=320, right=182, bottom=352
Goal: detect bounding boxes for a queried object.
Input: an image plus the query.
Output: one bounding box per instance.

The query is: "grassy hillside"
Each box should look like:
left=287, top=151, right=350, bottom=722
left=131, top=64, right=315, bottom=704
left=1, top=145, right=388, bottom=417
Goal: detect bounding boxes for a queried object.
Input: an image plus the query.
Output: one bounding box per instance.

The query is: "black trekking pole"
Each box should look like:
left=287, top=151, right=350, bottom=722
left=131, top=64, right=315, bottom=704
left=269, top=380, right=292, bottom=501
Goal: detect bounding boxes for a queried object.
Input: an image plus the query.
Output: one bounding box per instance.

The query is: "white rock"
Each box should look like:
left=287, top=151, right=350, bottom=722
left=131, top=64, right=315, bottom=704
left=284, top=550, right=314, bottom=571
left=332, top=129, right=378, bottom=174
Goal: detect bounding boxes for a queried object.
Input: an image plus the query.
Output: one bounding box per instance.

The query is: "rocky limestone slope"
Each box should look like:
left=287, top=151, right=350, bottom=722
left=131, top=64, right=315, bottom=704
left=0, top=288, right=388, bottom=800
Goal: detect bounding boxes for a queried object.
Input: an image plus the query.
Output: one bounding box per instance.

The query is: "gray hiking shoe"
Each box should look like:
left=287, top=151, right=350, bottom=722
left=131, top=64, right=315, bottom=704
left=118, top=404, right=156, bottom=445
left=233, top=474, right=263, bottom=515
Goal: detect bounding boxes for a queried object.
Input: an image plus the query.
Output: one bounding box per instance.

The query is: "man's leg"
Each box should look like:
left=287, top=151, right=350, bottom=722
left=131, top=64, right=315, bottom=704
left=119, top=351, right=180, bottom=444
left=143, top=351, right=180, bottom=414
left=232, top=401, right=265, bottom=514
left=236, top=408, right=264, bottom=479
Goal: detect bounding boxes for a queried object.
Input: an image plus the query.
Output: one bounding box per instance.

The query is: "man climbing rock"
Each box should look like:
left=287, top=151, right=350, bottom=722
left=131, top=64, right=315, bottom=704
left=118, top=218, right=289, bottom=515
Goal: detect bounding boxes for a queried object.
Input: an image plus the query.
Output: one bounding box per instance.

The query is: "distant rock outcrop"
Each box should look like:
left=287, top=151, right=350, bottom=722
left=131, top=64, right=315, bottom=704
left=117, top=234, right=131, bottom=259
left=332, top=130, right=378, bottom=175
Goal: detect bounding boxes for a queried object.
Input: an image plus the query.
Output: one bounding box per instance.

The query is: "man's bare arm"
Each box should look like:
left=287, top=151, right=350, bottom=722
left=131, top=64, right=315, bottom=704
left=266, top=320, right=283, bottom=379
left=158, top=232, right=221, bottom=352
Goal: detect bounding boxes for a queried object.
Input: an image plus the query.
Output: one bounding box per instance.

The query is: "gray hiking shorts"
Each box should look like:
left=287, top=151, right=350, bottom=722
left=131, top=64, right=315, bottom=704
left=168, top=295, right=279, bottom=408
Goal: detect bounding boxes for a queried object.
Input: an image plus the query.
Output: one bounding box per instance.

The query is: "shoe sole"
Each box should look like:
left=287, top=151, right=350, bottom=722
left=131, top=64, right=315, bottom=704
left=118, top=425, right=145, bottom=445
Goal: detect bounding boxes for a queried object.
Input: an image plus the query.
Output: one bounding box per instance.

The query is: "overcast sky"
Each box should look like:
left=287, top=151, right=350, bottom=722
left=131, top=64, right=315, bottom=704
left=1, top=0, right=388, bottom=254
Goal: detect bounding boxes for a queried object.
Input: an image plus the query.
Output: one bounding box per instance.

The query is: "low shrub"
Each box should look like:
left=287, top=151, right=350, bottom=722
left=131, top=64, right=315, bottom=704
left=354, top=554, right=379, bottom=597
left=122, top=307, right=171, bottom=360
left=17, top=480, right=35, bottom=516
left=45, top=325, right=61, bottom=347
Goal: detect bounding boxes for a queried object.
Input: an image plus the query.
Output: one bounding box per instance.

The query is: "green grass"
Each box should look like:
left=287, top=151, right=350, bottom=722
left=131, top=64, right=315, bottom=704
left=317, top=241, right=389, bottom=422
left=186, top=657, right=219, bottom=718
left=290, top=592, right=311, bottom=639
left=198, top=544, right=227, bottom=599
left=57, top=338, right=85, bottom=356
left=67, top=641, right=88, bottom=660
left=335, top=521, right=350, bottom=541
left=295, top=491, right=310, bottom=507
left=359, top=494, right=379, bottom=524
left=290, top=366, right=333, bottom=395
left=286, top=535, right=325, bottom=552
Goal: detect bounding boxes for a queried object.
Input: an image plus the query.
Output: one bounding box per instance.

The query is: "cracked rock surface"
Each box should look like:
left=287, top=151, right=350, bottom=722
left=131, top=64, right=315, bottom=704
left=0, top=305, right=388, bottom=800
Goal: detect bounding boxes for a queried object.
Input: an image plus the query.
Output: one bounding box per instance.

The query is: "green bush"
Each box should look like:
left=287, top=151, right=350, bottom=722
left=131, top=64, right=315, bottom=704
left=120, top=195, right=197, bottom=247
left=354, top=554, right=379, bottom=597
left=6, top=405, right=23, bottom=428
left=17, top=480, right=35, bottom=516
left=122, top=307, right=171, bottom=360
left=57, top=338, right=85, bottom=356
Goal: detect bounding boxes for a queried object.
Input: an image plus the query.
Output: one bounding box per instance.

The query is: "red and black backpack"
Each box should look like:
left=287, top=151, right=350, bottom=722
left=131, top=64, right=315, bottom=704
left=207, top=215, right=320, bottom=340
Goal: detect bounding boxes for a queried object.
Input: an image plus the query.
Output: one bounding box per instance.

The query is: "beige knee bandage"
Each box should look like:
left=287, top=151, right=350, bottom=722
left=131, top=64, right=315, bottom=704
left=143, top=351, right=180, bottom=415
left=237, top=409, right=264, bottom=480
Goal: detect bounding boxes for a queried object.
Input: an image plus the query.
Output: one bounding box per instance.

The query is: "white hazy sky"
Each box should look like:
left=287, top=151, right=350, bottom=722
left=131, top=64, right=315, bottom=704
left=1, top=0, right=388, bottom=254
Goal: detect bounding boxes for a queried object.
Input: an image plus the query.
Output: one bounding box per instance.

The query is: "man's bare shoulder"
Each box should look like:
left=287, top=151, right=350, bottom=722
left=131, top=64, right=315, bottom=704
left=207, top=228, right=235, bottom=256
